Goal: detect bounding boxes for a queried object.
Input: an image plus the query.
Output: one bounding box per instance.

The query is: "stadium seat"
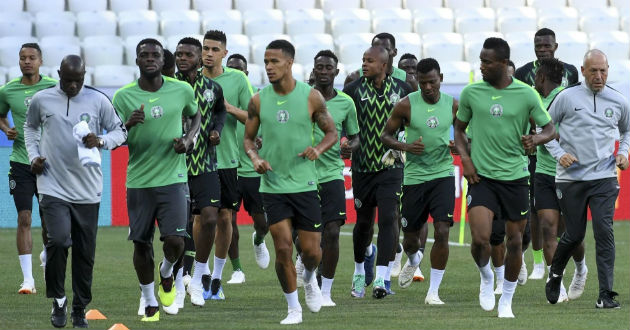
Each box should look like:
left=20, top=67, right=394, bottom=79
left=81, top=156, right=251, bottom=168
left=124, top=35, right=166, bottom=65
left=321, top=0, right=361, bottom=13
left=0, top=67, right=7, bottom=85
left=610, top=0, right=630, bottom=11
left=607, top=59, right=630, bottom=83
left=39, top=36, right=82, bottom=68
left=537, top=7, right=579, bottom=32
left=285, top=9, right=326, bottom=36
left=8, top=66, right=31, bottom=80
left=336, top=33, right=374, bottom=64
left=202, top=10, right=243, bottom=35
left=34, top=12, right=76, bottom=39
left=277, top=0, right=317, bottom=10
left=497, top=7, right=537, bottom=34
left=76, top=11, right=118, bottom=39
left=330, top=9, right=372, bottom=38
left=0, top=12, right=32, bottom=38
left=25, top=0, right=64, bottom=13
left=166, top=34, right=203, bottom=53
left=455, top=8, right=496, bottom=34
left=247, top=63, right=263, bottom=86
left=293, top=34, right=335, bottom=66
left=193, top=0, right=232, bottom=11
left=589, top=31, right=630, bottom=61
left=0, top=36, right=38, bottom=67
left=622, top=15, right=630, bottom=34
left=82, top=36, right=125, bottom=66
left=250, top=34, right=292, bottom=65
left=413, top=8, right=454, bottom=34
left=67, top=0, right=107, bottom=12
left=110, top=0, right=150, bottom=13
left=292, top=63, right=304, bottom=82
left=118, top=10, right=159, bottom=39
left=568, top=0, right=607, bottom=11
left=365, top=0, right=402, bottom=10
left=487, top=0, right=526, bottom=9
left=422, top=32, right=464, bottom=62
left=527, top=0, right=566, bottom=9
left=243, top=10, right=284, bottom=37
left=403, top=0, right=442, bottom=11
left=392, top=32, right=421, bottom=64
left=226, top=34, right=251, bottom=64
left=440, top=61, right=472, bottom=84
left=160, top=11, right=201, bottom=38
left=234, top=0, right=274, bottom=12
left=504, top=31, right=536, bottom=67
left=372, top=9, right=413, bottom=34
left=0, top=1, right=23, bottom=12
left=93, top=65, right=137, bottom=87
left=463, top=31, right=504, bottom=62
left=444, top=0, right=485, bottom=10
left=553, top=31, right=588, bottom=68
left=333, top=63, right=347, bottom=85
left=47, top=66, right=94, bottom=86
left=579, top=7, right=620, bottom=34
left=151, top=0, right=190, bottom=12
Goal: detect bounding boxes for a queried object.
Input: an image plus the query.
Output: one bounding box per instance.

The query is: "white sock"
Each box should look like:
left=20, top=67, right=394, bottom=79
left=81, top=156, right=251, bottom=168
left=284, top=290, right=301, bottom=310
left=406, top=251, right=420, bottom=266
left=321, top=276, right=333, bottom=296
left=478, top=261, right=493, bottom=281
left=428, top=268, right=445, bottom=294
left=55, top=296, right=66, bottom=306
left=495, top=265, right=505, bottom=283
left=159, top=257, right=174, bottom=278
left=574, top=257, right=586, bottom=274
left=385, top=261, right=393, bottom=281
left=41, top=246, right=47, bottom=264
left=547, top=265, right=551, bottom=273
left=354, top=262, right=365, bottom=275
left=175, top=267, right=184, bottom=293
left=500, top=279, right=517, bottom=304
left=140, top=282, right=159, bottom=307
left=192, top=261, right=207, bottom=284
left=375, top=265, right=387, bottom=280
left=365, top=244, right=373, bottom=257
left=18, top=254, right=34, bottom=282
left=303, top=268, right=315, bottom=284
left=296, top=254, right=302, bottom=264
left=418, top=250, right=424, bottom=265
left=212, top=256, right=226, bottom=280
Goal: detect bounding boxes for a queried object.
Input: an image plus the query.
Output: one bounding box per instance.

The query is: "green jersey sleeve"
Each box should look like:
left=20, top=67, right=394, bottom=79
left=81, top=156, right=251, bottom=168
left=0, top=85, right=9, bottom=115
left=341, top=92, right=359, bottom=136
left=181, top=82, right=198, bottom=117
left=456, top=86, right=472, bottom=122
left=529, top=88, right=552, bottom=127
left=238, top=74, right=254, bottom=110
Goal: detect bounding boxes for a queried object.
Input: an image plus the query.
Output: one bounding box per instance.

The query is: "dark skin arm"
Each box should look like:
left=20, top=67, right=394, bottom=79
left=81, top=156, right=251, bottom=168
left=340, top=134, right=359, bottom=159
left=244, top=94, right=272, bottom=174
left=225, top=99, right=248, bottom=124
left=174, top=110, right=201, bottom=153
left=521, top=121, right=556, bottom=151
left=125, top=104, right=145, bottom=131
left=406, top=74, right=419, bottom=92
left=299, top=89, right=338, bottom=160
left=31, top=157, right=46, bottom=175
left=0, top=116, right=17, bottom=140
left=454, top=118, right=480, bottom=184
left=380, top=96, right=425, bottom=154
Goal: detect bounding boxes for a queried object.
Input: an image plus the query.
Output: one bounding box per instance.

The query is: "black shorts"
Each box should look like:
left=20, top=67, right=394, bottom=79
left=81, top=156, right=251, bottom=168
left=218, top=168, right=239, bottom=210
left=466, top=176, right=529, bottom=221
left=188, top=171, right=221, bottom=214
left=534, top=173, right=560, bottom=211
left=319, top=179, right=346, bottom=226
left=528, top=155, right=537, bottom=213
left=262, top=191, right=322, bottom=232
left=237, top=176, right=264, bottom=215
left=352, top=169, right=402, bottom=210
left=401, top=176, right=455, bottom=233
left=490, top=216, right=505, bottom=246
left=127, top=183, right=189, bottom=244
left=8, top=161, right=38, bottom=212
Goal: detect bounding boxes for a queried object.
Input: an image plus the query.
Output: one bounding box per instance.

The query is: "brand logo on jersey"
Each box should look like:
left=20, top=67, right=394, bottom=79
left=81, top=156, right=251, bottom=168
left=203, top=89, right=215, bottom=102
left=149, top=97, right=160, bottom=103
left=556, top=188, right=562, bottom=200
left=490, top=104, right=503, bottom=117
left=276, top=110, right=290, bottom=123
left=605, top=108, right=614, bottom=118
left=151, top=106, right=163, bottom=118
left=24, top=90, right=34, bottom=95
left=9, top=179, right=16, bottom=190
left=427, top=108, right=436, bottom=112
left=426, top=116, right=439, bottom=128
left=354, top=198, right=362, bottom=208
left=24, top=96, right=32, bottom=108
left=401, top=217, right=408, bottom=228
left=491, top=96, right=502, bottom=100
left=389, top=93, right=400, bottom=105
left=277, top=100, right=288, bottom=105
left=79, top=113, right=91, bottom=123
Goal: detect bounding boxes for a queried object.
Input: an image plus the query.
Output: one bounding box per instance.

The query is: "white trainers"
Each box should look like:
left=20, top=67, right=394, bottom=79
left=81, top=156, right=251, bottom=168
left=182, top=274, right=191, bottom=289
left=497, top=296, right=515, bottom=318
left=253, top=232, right=270, bottom=269
left=227, top=270, right=246, bottom=284
left=175, top=287, right=185, bottom=309
left=162, top=299, right=179, bottom=315
left=280, top=307, right=302, bottom=325
left=303, top=276, right=322, bottom=313
left=413, top=267, right=425, bottom=282
left=425, top=291, right=445, bottom=305
left=568, top=266, right=587, bottom=300
left=479, top=275, right=495, bottom=311
left=321, top=295, right=336, bottom=307
left=40, top=250, right=46, bottom=267
left=18, top=281, right=36, bottom=294
left=517, top=261, right=528, bottom=285
left=398, top=260, right=417, bottom=288
left=295, top=256, right=305, bottom=288
left=391, top=247, right=403, bottom=277
left=494, top=278, right=504, bottom=295
left=137, top=296, right=146, bottom=316
left=558, top=282, right=569, bottom=303
left=189, top=280, right=205, bottom=307
left=529, top=262, right=545, bottom=280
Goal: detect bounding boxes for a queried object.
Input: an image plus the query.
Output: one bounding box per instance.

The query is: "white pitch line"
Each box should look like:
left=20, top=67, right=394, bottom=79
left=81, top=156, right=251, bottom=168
left=339, top=231, right=470, bottom=247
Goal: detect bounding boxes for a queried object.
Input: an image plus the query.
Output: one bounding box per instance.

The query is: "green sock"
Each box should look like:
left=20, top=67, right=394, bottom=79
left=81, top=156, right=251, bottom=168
left=532, top=249, right=544, bottom=264
left=231, top=257, right=242, bottom=271
left=254, top=233, right=265, bottom=246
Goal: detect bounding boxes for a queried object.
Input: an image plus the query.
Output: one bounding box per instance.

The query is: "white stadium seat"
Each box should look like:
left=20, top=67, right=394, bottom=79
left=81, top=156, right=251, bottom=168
left=39, top=36, right=82, bottom=68
left=623, top=15, right=630, bottom=34
left=277, top=0, right=317, bottom=10
left=67, top=0, right=107, bottom=12
left=336, top=33, right=374, bottom=65
left=607, top=59, right=630, bottom=83
left=497, top=7, right=537, bottom=34
left=413, top=8, right=453, bottom=34
left=82, top=36, right=125, bottom=66
left=93, top=65, right=137, bottom=87
left=610, top=0, right=630, bottom=11
left=527, top=0, right=566, bottom=9
left=392, top=32, right=421, bottom=64
left=0, top=1, right=23, bottom=12
left=202, top=10, right=243, bottom=35
left=504, top=31, right=536, bottom=67
left=321, top=0, right=362, bottom=13
left=487, top=0, right=526, bottom=8
left=34, top=12, right=76, bottom=39
left=365, top=0, right=402, bottom=10
left=422, top=32, right=464, bottom=62
left=372, top=9, right=413, bottom=34
left=455, top=8, right=496, bottom=34
left=247, top=63, right=263, bottom=86
left=243, top=10, right=284, bottom=37
left=160, top=11, right=201, bottom=38
left=568, top=0, right=608, bottom=10
left=589, top=31, right=630, bottom=61
left=0, top=67, right=7, bottom=85
left=463, top=31, right=504, bottom=62
left=235, top=0, right=274, bottom=11
left=124, top=35, right=166, bottom=65
left=25, top=0, right=65, bottom=13
left=250, top=34, right=291, bottom=65
left=445, top=0, right=485, bottom=10
left=537, top=7, right=579, bottom=32
left=293, top=34, right=335, bottom=66
left=579, top=7, right=620, bottom=34
left=285, top=9, right=326, bottom=36
left=151, top=0, right=190, bottom=12
left=0, top=12, right=32, bottom=38
left=226, top=34, right=251, bottom=64
left=292, top=63, right=304, bottom=82
left=194, top=0, right=232, bottom=11
left=441, top=61, right=472, bottom=84
left=0, top=36, right=38, bottom=67
left=166, top=34, right=202, bottom=53
left=334, top=63, right=348, bottom=85
left=8, top=66, right=27, bottom=80
left=118, top=10, right=159, bottom=39
left=330, top=9, right=371, bottom=38
left=554, top=31, right=588, bottom=68
left=110, top=0, right=149, bottom=13
left=403, top=0, right=442, bottom=11
left=77, top=11, right=118, bottom=39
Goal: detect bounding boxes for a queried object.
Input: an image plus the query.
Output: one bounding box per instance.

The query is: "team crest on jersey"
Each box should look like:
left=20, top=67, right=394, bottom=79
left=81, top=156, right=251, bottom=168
left=426, top=116, right=439, bottom=128
left=389, top=93, right=400, bottom=105
left=401, top=217, right=408, bottom=228
left=203, top=89, right=215, bottom=102
left=354, top=198, right=362, bottom=208
left=276, top=110, right=290, bottom=123
left=490, top=104, right=503, bottom=117
left=605, top=108, right=614, bottom=118
left=24, top=96, right=32, bottom=108
left=79, top=113, right=91, bottom=123
left=151, top=106, right=163, bottom=119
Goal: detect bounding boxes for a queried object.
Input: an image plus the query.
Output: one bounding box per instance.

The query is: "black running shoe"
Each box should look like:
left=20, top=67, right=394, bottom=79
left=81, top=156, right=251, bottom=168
left=596, top=291, right=621, bottom=309
left=545, top=272, right=563, bottom=304
left=71, top=308, right=88, bottom=328
left=51, top=299, right=67, bottom=328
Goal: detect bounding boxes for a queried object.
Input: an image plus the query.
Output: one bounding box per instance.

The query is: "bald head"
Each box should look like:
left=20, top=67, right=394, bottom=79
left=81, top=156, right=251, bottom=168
left=581, top=49, right=608, bottom=93
left=60, top=55, right=85, bottom=73
left=58, top=55, right=85, bottom=98
left=361, top=46, right=389, bottom=79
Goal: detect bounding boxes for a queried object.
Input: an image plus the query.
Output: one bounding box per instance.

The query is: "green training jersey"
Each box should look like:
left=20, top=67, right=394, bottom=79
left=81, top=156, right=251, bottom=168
left=0, top=75, right=57, bottom=165
left=258, top=81, right=317, bottom=193
left=314, top=89, right=359, bottom=183
left=535, top=86, right=564, bottom=176
left=456, top=79, right=551, bottom=181
left=360, top=67, right=407, bottom=82
left=213, top=66, right=254, bottom=169
left=113, top=77, right=198, bottom=188
left=404, top=91, right=455, bottom=185
left=236, top=121, right=258, bottom=177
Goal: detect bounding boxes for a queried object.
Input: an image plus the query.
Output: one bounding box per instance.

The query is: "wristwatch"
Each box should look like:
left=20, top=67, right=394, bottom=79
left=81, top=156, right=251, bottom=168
left=97, top=137, right=104, bottom=148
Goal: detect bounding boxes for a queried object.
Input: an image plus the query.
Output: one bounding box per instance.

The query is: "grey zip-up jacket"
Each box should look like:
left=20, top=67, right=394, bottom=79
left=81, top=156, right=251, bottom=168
left=24, top=85, right=127, bottom=203
left=546, top=82, right=630, bottom=182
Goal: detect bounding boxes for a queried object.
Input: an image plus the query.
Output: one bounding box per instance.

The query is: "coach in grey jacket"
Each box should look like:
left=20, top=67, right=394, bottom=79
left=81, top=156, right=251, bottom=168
left=24, top=55, right=127, bottom=328
left=544, top=50, right=630, bottom=309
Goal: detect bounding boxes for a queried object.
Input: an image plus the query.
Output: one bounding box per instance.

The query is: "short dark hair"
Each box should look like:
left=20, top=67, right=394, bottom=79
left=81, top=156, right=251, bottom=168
left=417, top=57, right=440, bottom=74
left=21, top=43, right=41, bottom=55
left=204, top=30, right=227, bottom=45
left=163, top=49, right=175, bottom=71
left=177, top=37, right=202, bottom=50
left=507, top=60, right=515, bottom=70
left=399, top=53, right=417, bottom=62
left=314, top=49, right=338, bottom=64
left=537, top=58, right=564, bottom=85
left=372, top=32, right=396, bottom=48
left=482, top=37, right=510, bottom=61
left=266, top=39, right=295, bottom=59
left=136, top=38, right=163, bottom=55
left=227, top=53, right=247, bottom=65
left=535, top=28, right=556, bottom=39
